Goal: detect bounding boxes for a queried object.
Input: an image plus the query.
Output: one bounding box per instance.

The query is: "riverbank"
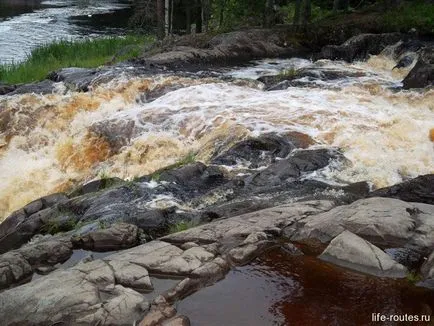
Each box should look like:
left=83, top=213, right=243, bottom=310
left=0, top=35, right=154, bottom=85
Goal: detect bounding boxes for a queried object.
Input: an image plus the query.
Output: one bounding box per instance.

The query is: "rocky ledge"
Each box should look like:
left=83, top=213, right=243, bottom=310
left=0, top=131, right=432, bottom=325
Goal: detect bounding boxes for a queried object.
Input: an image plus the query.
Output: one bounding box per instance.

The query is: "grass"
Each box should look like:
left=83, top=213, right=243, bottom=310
left=168, top=220, right=197, bottom=234
left=150, top=151, right=197, bottom=181
left=382, top=1, right=434, bottom=34
left=406, top=271, right=423, bottom=284
left=0, top=35, right=154, bottom=85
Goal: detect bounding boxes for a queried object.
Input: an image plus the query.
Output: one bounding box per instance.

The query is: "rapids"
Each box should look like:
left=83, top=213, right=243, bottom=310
left=0, top=53, right=433, bottom=221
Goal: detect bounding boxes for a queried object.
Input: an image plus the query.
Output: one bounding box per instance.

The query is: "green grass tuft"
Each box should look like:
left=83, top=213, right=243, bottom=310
left=406, top=271, right=423, bottom=284
left=168, top=220, right=197, bottom=234
left=0, top=35, right=154, bottom=85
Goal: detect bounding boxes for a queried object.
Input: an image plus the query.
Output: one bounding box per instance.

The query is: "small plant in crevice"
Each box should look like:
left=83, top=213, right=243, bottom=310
left=406, top=271, right=422, bottom=284
left=168, top=220, right=197, bottom=234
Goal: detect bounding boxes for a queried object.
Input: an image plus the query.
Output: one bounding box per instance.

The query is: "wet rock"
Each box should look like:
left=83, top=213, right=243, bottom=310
left=9, top=79, right=57, bottom=95
left=369, top=174, right=434, bottom=205
left=211, top=134, right=295, bottom=168
left=384, top=247, right=423, bottom=270
left=69, top=177, right=124, bottom=197
left=317, top=33, right=402, bottom=62
left=139, top=303, right=177, bottom=326
left=0, top=251, right=33, bottom=290
left=420, top=251, right=434, bottom=288
left=18, top=237, right=72, bottom=266
left=48, top=67, right=101, bottom=92
left=163, top=316, right=191, bottom=326
left=284, top=197, right=434, bottom=251
left=108, top=260, right=153, bottom=291
left=402, top=47, right=434, bottom=89
left=0, top=83, right=16, bottom=95
left=0, top=193, right=68, bottom=253
left=0, top=236, right=72, bottom=290
left=89, top=119, right=136, bottom=152
left=71, top=223, right=140, bottom=251
left=0, top=263, right=149, bottom=325
left=228, top=242, right=266, bottom=265
left=281, top=243, right=304, bottom=256
left=144, top=29, right=303, bottom=68
left=163, top=200, right=335, bottom=245
left=319, top=230, right=407, bottom=278
left=249, top=148, right=342, bottom=187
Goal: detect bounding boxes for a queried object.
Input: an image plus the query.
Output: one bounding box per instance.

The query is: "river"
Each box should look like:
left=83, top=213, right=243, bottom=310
left=0, top=0, right=133, bottom=64
left=0, top=48, right=433, bottom=221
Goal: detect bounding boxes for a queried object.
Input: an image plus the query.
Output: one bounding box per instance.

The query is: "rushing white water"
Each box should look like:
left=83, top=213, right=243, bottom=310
left=0, top=54, right=433, bottom=220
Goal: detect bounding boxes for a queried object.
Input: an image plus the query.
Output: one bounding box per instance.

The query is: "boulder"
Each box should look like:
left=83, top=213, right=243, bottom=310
left=319, top=230, right=407, bottom=278
left=420, top=250, right=434, bottom=288
left=0, top=251, right=33, bottom=290
left=0, top=193, right=68, bottom=253
left=0, top=236, right=72, bottom=290
left=47, top=67, right=101, bottom=92
left=0, top=261, right=149, bottom=325
left=211, top=133, right=295, bottom=168
left=9, top=79, right=56, bottom=95
left=249, top=148, right=342, bottom=187
left=402, top=46, right=434, bottom=89
left=284, top=197, right=434, bottom=252
left=0, top=83, right=16, bottom=95
left=71, top=223, right=140, bottom=251
left=368, top=174, right=434, bottom=205
left=318, top=33, right=402, bottom=62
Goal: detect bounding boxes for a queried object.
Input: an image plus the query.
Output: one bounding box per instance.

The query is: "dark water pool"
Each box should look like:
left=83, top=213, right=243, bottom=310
left=177, top=247, right=434, bottom=326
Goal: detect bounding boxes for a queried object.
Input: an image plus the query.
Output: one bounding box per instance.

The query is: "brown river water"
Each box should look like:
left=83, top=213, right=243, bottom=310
left=178, top=246, right=434, bottom=326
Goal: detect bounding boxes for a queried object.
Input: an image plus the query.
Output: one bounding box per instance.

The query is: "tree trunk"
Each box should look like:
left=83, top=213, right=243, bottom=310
left=293, top=0, right=301, bottom=25
left=156, top=0, right=165, bottom=39
left=164, top=0, right=169, bottom=35
left=333, top=0, right=339, bottom=13
left=302, top=0, right=311, bottom=26
left=219, top=0, right=226, bottom=29
left=264, top=0, right=275, bottom=27
left=185, top=0, right=192, bottom=34
left=201, top=0, right=210, bottom=32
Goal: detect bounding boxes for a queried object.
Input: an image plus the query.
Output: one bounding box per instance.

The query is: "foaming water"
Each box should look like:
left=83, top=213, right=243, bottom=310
left=0, top=54, right=433, bottom=220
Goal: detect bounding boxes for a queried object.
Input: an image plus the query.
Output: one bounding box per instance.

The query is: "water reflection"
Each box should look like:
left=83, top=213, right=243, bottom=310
left=177, top=247, right=434, bottom=325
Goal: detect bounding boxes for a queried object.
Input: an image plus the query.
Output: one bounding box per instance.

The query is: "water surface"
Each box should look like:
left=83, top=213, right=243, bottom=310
left=0, top=0, right=132, bottom=64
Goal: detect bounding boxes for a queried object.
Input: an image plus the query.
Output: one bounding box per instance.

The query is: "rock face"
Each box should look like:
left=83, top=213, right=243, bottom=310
left=284, top=197, right=434, bottom=253
left=0, top=193, right=68, bottom=253
left=403, top=47, right=434, bottom=89
left=319, top=230, right=407, bottom=278
left=71, top=223, right=140, bottom=251
left=420, top=251, right=434, bottom=288
left=144, top=29, right=305, bottom=68
left=369, top=174, right=434, bottom=205
left=317, top=33, right=402, bottom=62
left=0, top=236, right=72, bottom=290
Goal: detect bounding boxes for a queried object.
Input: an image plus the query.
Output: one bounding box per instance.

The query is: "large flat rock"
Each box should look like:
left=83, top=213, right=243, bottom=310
left=319, top=230, right=407, bottom=278
left=284, top=197, right=434, bottom=251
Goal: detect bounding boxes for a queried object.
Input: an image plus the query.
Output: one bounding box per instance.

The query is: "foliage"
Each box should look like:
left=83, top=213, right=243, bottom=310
left=382, top=1, right=434, bottom=33
left=0, top=35, right=154, bottom=84
left=406, top=271, right=422, bottom=284
left=168, top=220, right=197, bottom=233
